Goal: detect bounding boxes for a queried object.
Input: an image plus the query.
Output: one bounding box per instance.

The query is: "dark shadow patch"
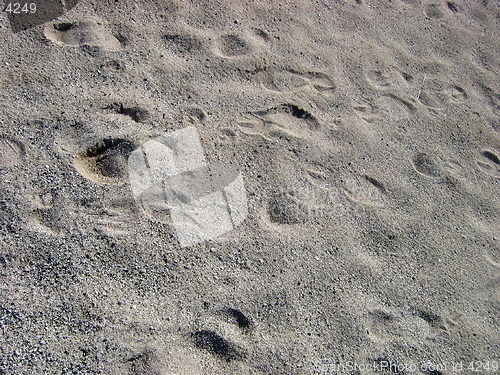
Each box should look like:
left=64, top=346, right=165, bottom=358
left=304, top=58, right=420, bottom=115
left=480, top=150, right=500, bottom=165
left=252, top=28, right=270, bottom=41
left=446, top=1, right=460, bottom=12
left=192, top=330, right=245, bottom=361
left=267, top=103, right=320, bottom=130
left=183, top=107, right=206, bottom=124
left=219, top=34, right=250, bottom=56
left=268, top=192, right=308, bottom=225
left=415, top=310, right=445, bottom=329
left=53, top=22, right=76, bottom=32
left=364, top=175, right=386, bottom=193
left=106, top=103, right=150, bottom=123
left=425, top=4, right=445, bottom=19
left=369, top=309, right=395, bottom=322
left=223, top=308, right=253, bottom=333
left=163, top=34, right=203, bottom=54
left=100, top=59, right=124, bottom=74
left=74, top=138, right=136, bottom=185
left=400, top=72, right=413, bottom=82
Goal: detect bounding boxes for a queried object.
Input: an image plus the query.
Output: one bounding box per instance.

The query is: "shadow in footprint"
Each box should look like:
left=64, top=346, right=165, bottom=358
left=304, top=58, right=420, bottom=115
left=192, top=330, right=245, bottom=362
left=425, top=3, right=445, bottom=19
left=268, top=192, right=309, bottom=225
left=74, top=138, right=136, bottom=185
left=412, top=153, right=442, bottom=178
left=366, top=309, right=397, bottom=342
left=105, top=103, right=150, bottom=123
left=415, top=309, right=447, bottom=330
left=222, top=308, right=253, bottom=333
left=218, top=34, right=251, bottom=57
left=163, top=34, right=203, bottom=55
left=238, top=103, right=320, bottom=141
left=476, top=149, right=500, bottom=177
left=183, top=107, right=206, bottom=125
left=342, top=175, right=388, bottom=208
left=352, top=98, right=379, bottom=123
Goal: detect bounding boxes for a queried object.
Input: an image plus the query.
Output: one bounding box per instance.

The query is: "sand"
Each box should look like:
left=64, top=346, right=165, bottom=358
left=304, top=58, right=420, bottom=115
left=0, top=0, right=499, bottom=373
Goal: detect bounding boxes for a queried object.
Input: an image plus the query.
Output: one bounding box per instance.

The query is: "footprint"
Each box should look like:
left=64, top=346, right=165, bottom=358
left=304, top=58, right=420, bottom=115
left=449, top=85, right=468, bottom=103
left=418, top=79, right=467, bottom=109
left=74, top=138, right=136, bottom=185
left=28, top=209, right=59, bottom=235
left=366, top=309, right=397, bottom=343
left=44, top=21, right=123, bottom=51
left=365, top=69, right=396, bottom=89
left=263, top=103, right=320, bottom=129
left=127, top=349, right=163, bottom=375
left=182, top=107, right=206, bottom=125
left=382, top=93, right=416, bottom=113
left=221, top=308, right=253, bottom=334
left=237, top=113, right=274, bottom=141
left=365, top=66, right=411, bottom=91
left=256, top=68, right=335, bottom=94
left=373, top=94, right=416, bottom=122
left=412, top=153, right=442, bottom=178
left=414, top=309, right=447, bottom=330
left=418, top=82, right=449, bottom=109
left=442, top=157, right=468, bottom=180
left=217, top=34, right=251, bottom=57
left=99, top=59, right=125, bottom=74
left=267, top=191, right=309, bottom=225
left=237, top=103, right=320, bottom=141
left=424, top=3, right=445, bottom=19
left=307, top=71, right=337, bottom=93
left=258, top=69, right=308, bottom=92
left=192, top=330, right=245, bottom=362
left=305, top=165, right=332, bottom=190
left=476, top=149, right=500, bottom=177
left=218, top=128, right=238, bottom=141
left=0, top=137, right=24, bottom=168
left=351, top=98, right=379, bottom=123
left=26, top=190, right=68, bottom=236
left=251, top=28, right=270, bottom=41
left=342, top=175, right=388, bottom=208
left=163, top=33, right=203, bottom=55
left=192, top=307, right=253, bottom=362
left=105, top=103, right=150, bottom=123
left=485, top=246, right=500, bottom=267
left=80, top=197, right=138, bottom=236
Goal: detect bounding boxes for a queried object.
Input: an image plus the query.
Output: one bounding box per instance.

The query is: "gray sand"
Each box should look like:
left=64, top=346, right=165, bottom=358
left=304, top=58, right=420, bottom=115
left=0, top=0, right=499, bottom=373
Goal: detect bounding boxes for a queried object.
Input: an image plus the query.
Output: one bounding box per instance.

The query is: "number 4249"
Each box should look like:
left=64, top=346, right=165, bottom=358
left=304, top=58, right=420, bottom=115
left=4, top=3, right=37, bottom=14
